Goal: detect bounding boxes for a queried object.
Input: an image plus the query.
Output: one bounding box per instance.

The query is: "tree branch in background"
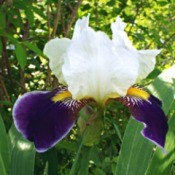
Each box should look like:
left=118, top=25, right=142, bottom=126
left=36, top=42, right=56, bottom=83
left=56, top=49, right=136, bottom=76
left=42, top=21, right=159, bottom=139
left=51, top=0, right=62, bottom=38
left=2, top=37, right=12, bottom=83
left=145, top=41, right=153, bottom=49
left=61, top=12, right=66, bottom=35
left=94, top=1, right=99, bottom=28
left=128, top=2, right=143, bottom=36
left=64, top=0, right=83, bottom=37
left=45, top=0, right=83, bottom=88
left=1, top=37, right=16, bottom=97
left=146, top=32, right=175, bottom=50
left=45, top=66, right=52, bottom=88
left=0, top=40, right=5, bottom=77
left=45, top=4, right=52, bottom=88
left=19, top=21, right=30, bottom=93
left=0, top=0, right=5, bottom=6
left=0, top=75, right=10, bottom=102
left=46, top=1, right=62, bottom=88
left=160, top=32, right=175, bottom=49
left=19, top=68, right=26, bottom=93
left=47, top=4, right=51, bottom=40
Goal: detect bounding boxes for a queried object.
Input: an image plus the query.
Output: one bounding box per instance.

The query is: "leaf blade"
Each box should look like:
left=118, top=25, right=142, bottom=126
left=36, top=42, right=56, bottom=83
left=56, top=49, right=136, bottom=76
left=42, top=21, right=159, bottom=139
left=9, top=125, right=35, bottom=175
left=15, top=44, right=27, bottom=69
left=115, top=67, right=175, bottom=175
left=0, top=115, right=10, bottom=175
left=146, top=113, right=175, bottom=175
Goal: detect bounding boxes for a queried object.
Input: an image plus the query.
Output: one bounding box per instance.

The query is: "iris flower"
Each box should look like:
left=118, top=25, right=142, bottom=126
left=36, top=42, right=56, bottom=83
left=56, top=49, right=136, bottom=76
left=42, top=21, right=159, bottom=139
left=13, top=16, right=168, bottom=153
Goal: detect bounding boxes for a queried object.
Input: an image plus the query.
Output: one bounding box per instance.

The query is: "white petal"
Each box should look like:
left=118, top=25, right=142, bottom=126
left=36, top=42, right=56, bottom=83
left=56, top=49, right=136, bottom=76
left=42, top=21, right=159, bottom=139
left=137, top=50, right=161, bottom=81
left=62, top=28, right=139, bottom=103
left=111, top=17, right=161, bottom=81
left=43, top=38, right=71, bottom=84
left=111, top=16, right=135, bottom=50
left=73, top=15, right=90, bottom=39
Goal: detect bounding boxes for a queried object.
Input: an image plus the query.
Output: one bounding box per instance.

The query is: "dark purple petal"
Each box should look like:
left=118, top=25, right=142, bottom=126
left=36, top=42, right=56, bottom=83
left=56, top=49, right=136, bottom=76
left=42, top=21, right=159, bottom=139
left=118, top=88, right=168, bottom=150
left=13, top=86, right=87, bottom=152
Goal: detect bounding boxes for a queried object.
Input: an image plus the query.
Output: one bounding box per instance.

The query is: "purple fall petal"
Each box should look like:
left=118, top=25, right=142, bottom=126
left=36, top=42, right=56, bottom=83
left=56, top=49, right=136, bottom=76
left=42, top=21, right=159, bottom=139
left=118, top=92, right=168, bottom=150
left=13, top=87, right=87, bottom=152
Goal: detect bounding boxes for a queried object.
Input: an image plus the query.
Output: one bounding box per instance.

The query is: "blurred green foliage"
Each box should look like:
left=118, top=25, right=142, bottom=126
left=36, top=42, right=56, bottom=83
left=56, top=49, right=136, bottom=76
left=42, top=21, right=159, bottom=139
left=0, top=0, right=175, bottom=175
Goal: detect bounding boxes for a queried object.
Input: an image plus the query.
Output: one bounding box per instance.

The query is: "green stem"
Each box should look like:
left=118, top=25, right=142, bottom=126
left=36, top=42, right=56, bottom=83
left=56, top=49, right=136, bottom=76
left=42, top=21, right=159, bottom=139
left=69, top=128, right=94, bottom=175
left=77, top=146, right=92, bottom=175
left=69, top=108, right=104, bottom=175
left=69, top=142, right=92, bottom=175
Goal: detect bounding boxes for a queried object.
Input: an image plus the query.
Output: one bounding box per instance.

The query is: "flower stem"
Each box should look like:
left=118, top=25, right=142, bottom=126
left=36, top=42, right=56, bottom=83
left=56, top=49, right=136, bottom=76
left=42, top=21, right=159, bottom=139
left=69, top=139, right=92, bottom=175
left=69, top=138, right=84, bottom=175
left=69, top=108, right=104, bottom=175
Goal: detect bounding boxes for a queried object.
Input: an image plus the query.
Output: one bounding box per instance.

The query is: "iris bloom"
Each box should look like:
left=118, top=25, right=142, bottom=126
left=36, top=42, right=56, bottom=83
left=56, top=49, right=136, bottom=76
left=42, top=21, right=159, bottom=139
left=13, top=16, right=168, bottom=153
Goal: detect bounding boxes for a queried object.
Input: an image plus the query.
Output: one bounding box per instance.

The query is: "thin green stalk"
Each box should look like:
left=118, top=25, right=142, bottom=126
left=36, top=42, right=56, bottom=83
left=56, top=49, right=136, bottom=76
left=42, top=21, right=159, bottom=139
left=69, top=108, right=104, bottom=175
left=69, top=138, right=84, bottom=175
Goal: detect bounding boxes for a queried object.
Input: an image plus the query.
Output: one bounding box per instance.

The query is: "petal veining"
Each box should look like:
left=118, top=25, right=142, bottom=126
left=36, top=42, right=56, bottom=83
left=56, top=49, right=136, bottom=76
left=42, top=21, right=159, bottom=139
left=118, top=87, right=168, bottom=150
left=44, top=38, right=71, bottom=84
left=62, top=28, right=139, bottom=103
left=13, top=86, right=87, bottom=152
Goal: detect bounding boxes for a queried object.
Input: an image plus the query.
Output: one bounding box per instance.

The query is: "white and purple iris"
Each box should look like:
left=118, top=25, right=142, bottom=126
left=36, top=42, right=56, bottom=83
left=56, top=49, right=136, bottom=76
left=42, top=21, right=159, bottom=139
left=13, top=16, right=168, bottom=153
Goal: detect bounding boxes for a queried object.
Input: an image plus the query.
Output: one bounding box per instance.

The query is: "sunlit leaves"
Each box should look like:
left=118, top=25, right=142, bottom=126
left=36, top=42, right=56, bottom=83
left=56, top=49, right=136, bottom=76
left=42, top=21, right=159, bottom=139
left=25, top=8, right=34, bottom=27
left=15, top=44, right=27, bottom=69
left=24, top=41, right=44, bottom=56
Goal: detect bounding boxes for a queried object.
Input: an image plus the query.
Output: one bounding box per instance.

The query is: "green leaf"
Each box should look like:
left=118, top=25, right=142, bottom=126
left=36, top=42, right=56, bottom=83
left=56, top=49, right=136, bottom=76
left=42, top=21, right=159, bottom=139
left=146, top=112, right=175, bottom=175
left=148, top=66, right=175, bottom=113
left=15, top=44, right=27, bottom=69
left=7, top=8, right=23, bottom=28
left=0, top=39, right=2, bottom=55
left=0, top=115, right=10, bottom=175
left=147, top=78, right=174, bottom=114
left=0, top=101, right=12, bottom=106
left=57, top=140, right=76, bottom=151
left=111, top=118, right=122, bottom=142
left=2, top=33, right=18, bottom=44
left=92, top=168, right=106, bottom=175
left=24, top=41, right=44, bottom=56
left=69, top=146, right=92, bottom=175
left=77, top=146, right=92, bottom=175
left=0, top=155, right=7, bottom=175
left=9, top=125, right=35, bottom=175
left=0, top=10, right=6, bottom=30
left=43, top=162, right=49, bottom=175
left=89, top=146, right=101, bottom=167
left=115, top=67, right=175, bottom=175
left=69, top=140, right=84, bottom=175
left=42, top=148, right=58, bottom=175
left=115, top=118, right=154, bottom=175
left=32, top=6, right=47, bottom=20
left=25, top=7, right=34, bottom=27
